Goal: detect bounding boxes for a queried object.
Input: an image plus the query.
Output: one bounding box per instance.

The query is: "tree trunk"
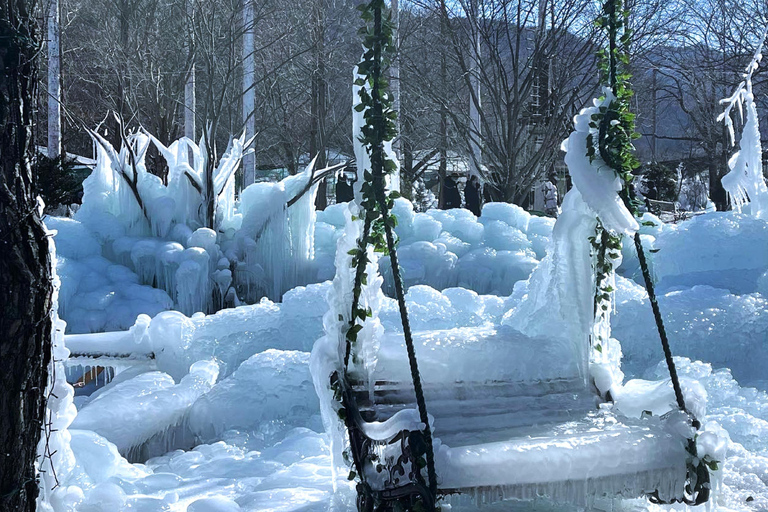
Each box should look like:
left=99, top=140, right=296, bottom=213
left=241, top=0, right=256, bottom=186
left=438, top=0, right=448, bottom=209
left=184, top=0, right=195, bottom=141
left=391, top=0, right=400, bottom=177
left=468, top=0, right=481, bottom=178
left=312, top=0, right=328, bottom=210
left=47, top=0, right=61, bottom=158
left=0, top=0, right=55, bottom=509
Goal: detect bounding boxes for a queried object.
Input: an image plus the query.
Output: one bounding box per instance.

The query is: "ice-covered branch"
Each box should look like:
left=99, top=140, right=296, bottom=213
left=718, top=26, right=768, bottom=218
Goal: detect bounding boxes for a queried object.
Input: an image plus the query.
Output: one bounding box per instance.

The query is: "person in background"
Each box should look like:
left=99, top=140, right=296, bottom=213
left=542, top=177, right=559, bottom=218
left=465, top=174, right=483, bottom=216
left=442, top=175, right=462, bottom=209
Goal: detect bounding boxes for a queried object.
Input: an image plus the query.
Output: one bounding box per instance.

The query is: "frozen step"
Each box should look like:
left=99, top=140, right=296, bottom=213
left=352, top=377, right=596, bottom=446
left=436, top=410, right=688, bottom=506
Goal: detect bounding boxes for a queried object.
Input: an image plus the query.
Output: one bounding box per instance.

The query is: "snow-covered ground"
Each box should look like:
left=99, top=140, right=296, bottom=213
left=40, top=201, right=768, bottom=512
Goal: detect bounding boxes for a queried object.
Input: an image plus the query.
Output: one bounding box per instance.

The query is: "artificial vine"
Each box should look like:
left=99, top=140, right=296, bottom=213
left=337, top=1, right=438, bottom=510
left=589, top=1, right=714, bottom=505
left=586, top=0, right=642, bottom=352
left=344, top=0, right=401, bottom=368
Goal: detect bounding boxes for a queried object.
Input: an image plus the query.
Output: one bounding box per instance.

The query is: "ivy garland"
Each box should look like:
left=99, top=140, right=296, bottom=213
left=335, top=1, right=438, bottom=509
left=343, top=0, right=401, bottom=369
left=586, top=0, right=642, bottom=352
left=589, top=1, right=715, bottom=505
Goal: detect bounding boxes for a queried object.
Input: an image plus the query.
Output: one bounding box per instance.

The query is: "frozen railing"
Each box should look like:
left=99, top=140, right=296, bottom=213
left=64, top=330, right=154, bottom=392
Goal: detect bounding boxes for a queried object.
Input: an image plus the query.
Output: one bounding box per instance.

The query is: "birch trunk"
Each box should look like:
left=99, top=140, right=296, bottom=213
left=185, top=0, right=196, bottom=141
left=47, top=0, right=61, bottom=158
left=241, top=0, right=256, bottom=186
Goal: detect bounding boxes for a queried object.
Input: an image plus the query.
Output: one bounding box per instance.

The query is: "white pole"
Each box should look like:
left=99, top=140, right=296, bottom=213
left=47, top=0, right=61, bottom=158
left=468, top=0, right=481, bottom=176
left=391, top=0, right=400, bottom=158
left=242, top=0, right=256, bottom=186
left=185, top=0, right=196, bottom=141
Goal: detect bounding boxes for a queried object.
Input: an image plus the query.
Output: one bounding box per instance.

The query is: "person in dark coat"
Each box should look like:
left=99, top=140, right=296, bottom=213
left=336, top=170, right=355, bottom=203
left=442, top=175, right=462, bottom=209
left=465, top=174, right=483, bottom=216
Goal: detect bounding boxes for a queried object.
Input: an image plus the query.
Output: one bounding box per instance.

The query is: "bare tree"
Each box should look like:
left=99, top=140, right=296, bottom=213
left=441, top=0, right=599, bottom=205
left=241, top=0, right=256, bottom=185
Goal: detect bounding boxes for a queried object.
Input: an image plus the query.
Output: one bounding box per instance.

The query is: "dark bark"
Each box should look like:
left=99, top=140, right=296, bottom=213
left=311, top=0, right=328, bottom=210
left=0, top=0, right=55, bottom=509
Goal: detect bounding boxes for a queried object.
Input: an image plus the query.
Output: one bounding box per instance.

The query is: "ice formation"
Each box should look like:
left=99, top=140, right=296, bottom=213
left=36, top=221, right=81, bottom=512
left=351, top=66, right=399, bottom=197
left=719, top=36, right=768, bottom=219
left=39, top=97, right=768, bottom=512
left=310, top=203, right=387, bottom=480
left=71, top=359, right=219, bottom=460
left=52, top=130, right=325, bottom=330
left=189, top=349, right=319, bottom=442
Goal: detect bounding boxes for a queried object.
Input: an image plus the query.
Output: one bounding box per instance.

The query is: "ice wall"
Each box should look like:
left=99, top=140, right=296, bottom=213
left=37, top=220, right=82, bottom=512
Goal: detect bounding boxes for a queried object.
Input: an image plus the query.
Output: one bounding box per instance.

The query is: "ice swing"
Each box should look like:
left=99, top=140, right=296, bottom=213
left=312, top=1, right=711, bottom=510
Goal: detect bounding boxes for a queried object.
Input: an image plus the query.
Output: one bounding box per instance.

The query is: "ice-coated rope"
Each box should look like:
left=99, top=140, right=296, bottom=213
left=369, top=4, right=437, bottom=499
left=339, top=3, right=438, bottom=505
left=632, top=232, right=691, bottom=420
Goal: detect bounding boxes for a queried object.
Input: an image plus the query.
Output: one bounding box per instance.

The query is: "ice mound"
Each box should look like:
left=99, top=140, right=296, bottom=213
left=317, top=199, right=551, bottom=297
left=47, top=216, right=174, bottom=333
left=145, top=430, right=335, bottom=509
left=189, top=350, right=319, bottom=442
left=614, top=279, right=768, bottom=387
left=71, top=359, right=219, bottom=460
left=652, top=212, right=768, bottom=294
left=379, top=285, right=505, bottom=331
left=639, top=357, right=768, bottom=510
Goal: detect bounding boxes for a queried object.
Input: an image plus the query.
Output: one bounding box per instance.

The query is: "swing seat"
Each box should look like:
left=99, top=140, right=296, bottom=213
left=345, top=325, right=690, bottom=506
